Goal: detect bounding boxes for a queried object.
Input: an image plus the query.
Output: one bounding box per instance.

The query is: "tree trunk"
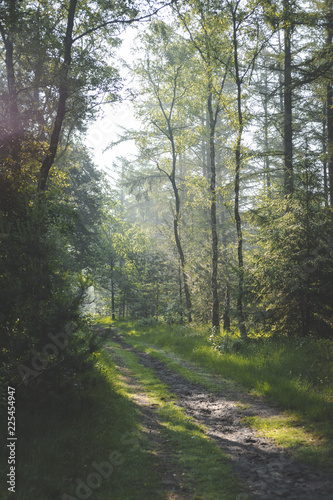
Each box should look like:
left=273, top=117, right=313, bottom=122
left=207, top=73, right=220, bottom=329
left=327, top=77, right=333, bottom=207
left=111, top=260, right=115, bottom=321
left=38, top=0, right=78, bottom=192
left=156, top=282, right=159, bottom=318
left=234, top=139, right=246, bottom=339
left=168, top=125, right=192, bottom=323
left=326, top=0, right=333, bottom=206
left=151, top=65, right=192, bottom=323
left=178, top=263, right=183, bottom=323
left=283, top=0, right=293, bottom=196
left=232, top=9, right=247, bottom=340
left=223, top=281, right=230, bottom=331
left=172, top=177, right=192, bottom=322
left=323, top=107, right=329, bottom=206
left=263, top=69, right=271, bottom=194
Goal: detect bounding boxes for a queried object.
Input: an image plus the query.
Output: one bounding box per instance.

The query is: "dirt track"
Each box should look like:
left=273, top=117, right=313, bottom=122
left=107, top=332, right=333, bottom=499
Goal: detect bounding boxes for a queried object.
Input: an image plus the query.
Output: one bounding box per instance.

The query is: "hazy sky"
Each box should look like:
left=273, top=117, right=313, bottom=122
left=85, top=26, right=140, bottom=180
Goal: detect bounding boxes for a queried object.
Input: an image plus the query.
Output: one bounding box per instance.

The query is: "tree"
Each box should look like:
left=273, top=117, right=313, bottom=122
left=223, top=0, right=268, bottom=338
left=249, top=188, right=333, bottom=337
left=283, top=0, right=294, bottom=196
left=132, top=21, right=194, bottom=322
left=176, top=1, right=232, bottom=328
left=0, top=0, right=171, bottom=194
left=0, top=145, right=105, bottom=387
left=38, top=0, right=78, bottom=192
left=325, top=0, right=333, bottom=205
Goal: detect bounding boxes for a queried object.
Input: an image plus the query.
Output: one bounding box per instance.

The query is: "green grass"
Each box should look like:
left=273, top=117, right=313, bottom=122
left=138, top=346, right=224, bottom=392
left=108, top=318, right=333, bottom=471
left=242, top=413, right=329, bottom=465
left=106, top=340, right=245, bottom=499
left=94, top=315, right=115, bottom=327
left=0, top=351, right=160, bottom=500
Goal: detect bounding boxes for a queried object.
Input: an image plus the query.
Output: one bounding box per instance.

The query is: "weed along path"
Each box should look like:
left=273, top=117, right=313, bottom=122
left=101, top=329, right=333, bottom=500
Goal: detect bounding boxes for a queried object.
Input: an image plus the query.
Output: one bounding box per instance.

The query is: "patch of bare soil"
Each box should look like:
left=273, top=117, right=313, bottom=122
left=107, top=331, right=333, bottom=499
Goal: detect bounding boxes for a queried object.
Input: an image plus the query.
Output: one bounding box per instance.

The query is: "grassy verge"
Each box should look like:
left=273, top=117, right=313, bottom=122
left=101, top=318, right=333, bottom=471
left=0, top=350, right=159, bottom=500
left=106, top=339, right=245, bottom=499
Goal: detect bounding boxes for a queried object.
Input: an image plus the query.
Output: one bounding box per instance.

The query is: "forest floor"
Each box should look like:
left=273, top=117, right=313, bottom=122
left=100, top=326, right=333, bottom=500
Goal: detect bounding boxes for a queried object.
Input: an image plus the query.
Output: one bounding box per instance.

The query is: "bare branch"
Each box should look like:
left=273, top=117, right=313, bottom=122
left=72, top=2, right=175, bottom=43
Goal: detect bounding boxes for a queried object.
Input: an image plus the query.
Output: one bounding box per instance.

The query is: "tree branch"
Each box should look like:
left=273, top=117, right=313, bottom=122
left=72, top=2, right=174, bottom=43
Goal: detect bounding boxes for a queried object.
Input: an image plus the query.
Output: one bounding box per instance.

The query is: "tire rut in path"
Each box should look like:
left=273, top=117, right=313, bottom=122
left=110, top=334, right=333, bottom=500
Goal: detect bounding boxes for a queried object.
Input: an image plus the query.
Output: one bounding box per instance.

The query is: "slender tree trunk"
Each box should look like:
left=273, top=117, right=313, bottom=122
left=201, top=116, right=209, bottom=180
left=234, top=136, right=246, bottom=339
left=111, top=279, right=115, bottom=320
left=156, top=282, right=159, bottom=318
left=168, top=126, right=192, bottom=323
left=223, top=281, right=230, bottom=331
left=263, top=70, right=271, bottom=195
left=327, top=75, right=333, bottom=204
left=232, top=10, right=247, bottom=340
left=323, top=108, right=329, bottom=206
left=178, top=262, right=183, bottom=323
left=326, top=0, right=333, bottom=206
left=172, top=176, right=192, bottom=322
left=220, top=198, right=230, bottom=330
left=302, top=158, right=311, bottom=337
left=38, top=0, right=78, bottom=192
left=110, top=260, right=115, bottom=321
left=151, top=64, right=192, bottom=322
left=207, top=72, right=220, bottom=329
left=283, top=0, right=293, bottom=196
left=327, top=84, right=333, bottom=206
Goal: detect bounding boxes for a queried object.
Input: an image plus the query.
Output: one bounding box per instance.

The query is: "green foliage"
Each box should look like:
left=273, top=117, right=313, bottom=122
left=0, top=0, right=140, bottom=393
left=248, top=192, right=333, bottom=337
left=112, top=0, right=333, bottom=338
left=1, top=0, right=332, bottom=417
left=0, top=199, right=90, bottom=388
left=0, top=0, right=124, bottom=142
left=95, top=201, right=182, bottom=320
left=0, top=139, right=109, bottom=391
left=208, top=328, right=244, bottom=353
left=0, top=350, right=159, bottom=499
left=136, top=317, right=159, bottom=327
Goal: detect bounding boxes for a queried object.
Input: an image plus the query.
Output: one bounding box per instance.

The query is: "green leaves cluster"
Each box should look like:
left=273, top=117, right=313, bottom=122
left=248, top=193, right=333, bottom=337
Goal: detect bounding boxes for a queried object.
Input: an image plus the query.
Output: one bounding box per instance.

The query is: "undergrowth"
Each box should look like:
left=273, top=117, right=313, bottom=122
left=0, top=348, right=159, bottom=500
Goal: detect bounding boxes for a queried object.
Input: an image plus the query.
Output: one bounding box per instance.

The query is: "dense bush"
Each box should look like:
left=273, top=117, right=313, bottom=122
left=248, top=194, right=333, bottom=338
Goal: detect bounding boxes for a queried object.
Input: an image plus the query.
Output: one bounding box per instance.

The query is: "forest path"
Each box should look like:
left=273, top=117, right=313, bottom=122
left=103, top=330, right=333, bottom=499
left=105, top=343, right=195, bottom=499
